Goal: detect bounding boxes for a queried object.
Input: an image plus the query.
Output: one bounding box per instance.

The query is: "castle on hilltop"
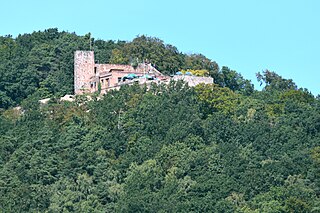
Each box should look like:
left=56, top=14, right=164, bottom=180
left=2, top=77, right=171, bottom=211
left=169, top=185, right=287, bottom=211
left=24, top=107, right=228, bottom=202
left=74, top=51, right=213, bottom=95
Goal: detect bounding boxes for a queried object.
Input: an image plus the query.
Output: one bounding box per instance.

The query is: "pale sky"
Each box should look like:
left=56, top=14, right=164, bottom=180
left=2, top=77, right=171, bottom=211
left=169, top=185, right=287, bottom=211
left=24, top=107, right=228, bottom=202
left=1, top=0, right=319, bottom=95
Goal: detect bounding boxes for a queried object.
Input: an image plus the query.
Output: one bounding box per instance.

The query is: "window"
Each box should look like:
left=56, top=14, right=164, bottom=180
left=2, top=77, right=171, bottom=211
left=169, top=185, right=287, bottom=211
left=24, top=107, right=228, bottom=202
left=94, top=67, right=97, bottom=74
left=118, top=77, right=122, bottom=83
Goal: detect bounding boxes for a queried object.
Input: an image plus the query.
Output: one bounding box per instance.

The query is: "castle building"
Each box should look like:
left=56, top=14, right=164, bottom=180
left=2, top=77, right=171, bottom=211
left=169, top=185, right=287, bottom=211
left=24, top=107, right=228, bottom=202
left=74, top=51, right=213, bottom=95
left=74, top=51, right=167, bottom=94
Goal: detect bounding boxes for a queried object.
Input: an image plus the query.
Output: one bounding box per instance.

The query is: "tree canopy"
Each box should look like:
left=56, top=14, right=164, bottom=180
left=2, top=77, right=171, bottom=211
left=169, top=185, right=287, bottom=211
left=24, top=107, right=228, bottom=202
left=1, top=29, right=320, bottom=212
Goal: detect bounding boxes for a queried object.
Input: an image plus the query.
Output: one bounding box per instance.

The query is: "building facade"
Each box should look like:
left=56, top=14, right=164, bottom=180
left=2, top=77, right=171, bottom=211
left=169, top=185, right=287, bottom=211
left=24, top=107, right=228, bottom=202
left=74, top=51, right=213, bottom=95
left=74, top=51, right=167, bottom=94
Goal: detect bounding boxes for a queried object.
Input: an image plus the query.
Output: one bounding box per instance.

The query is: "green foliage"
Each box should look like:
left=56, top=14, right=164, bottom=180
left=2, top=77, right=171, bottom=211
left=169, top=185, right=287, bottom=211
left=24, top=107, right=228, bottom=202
left=257, top=69, right=297, bottom=91
left=109, top=48, right=129, bottom=64
left=1, top=29, right=320, bottom=212
left=213, top=66, right=254, bottom=95
left=1, top=80, right=320, bottom=212
left=183, top=53, right=219, bottom=75
left=112, top=35, right=185, bottom=75
left=195, top=83, right=240, bottom=115
left=180, top=69, right=209, bottom=76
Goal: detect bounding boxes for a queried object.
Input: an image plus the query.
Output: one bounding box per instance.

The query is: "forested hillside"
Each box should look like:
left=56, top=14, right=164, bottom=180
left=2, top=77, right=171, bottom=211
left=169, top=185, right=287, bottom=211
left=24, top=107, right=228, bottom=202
left=1, top=28, right=249, bottom=109
left=1, top=29, right=320, bottom=212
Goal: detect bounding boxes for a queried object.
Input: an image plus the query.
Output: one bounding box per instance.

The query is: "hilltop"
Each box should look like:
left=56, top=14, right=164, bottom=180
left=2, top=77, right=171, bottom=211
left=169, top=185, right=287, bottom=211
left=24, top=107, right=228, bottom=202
left=0, top=28, right=254, bottom=109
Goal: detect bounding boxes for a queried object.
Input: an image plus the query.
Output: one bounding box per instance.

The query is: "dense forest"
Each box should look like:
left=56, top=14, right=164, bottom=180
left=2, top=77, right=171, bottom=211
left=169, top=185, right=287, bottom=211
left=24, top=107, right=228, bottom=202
left=1, top=29, right=320, bottom=212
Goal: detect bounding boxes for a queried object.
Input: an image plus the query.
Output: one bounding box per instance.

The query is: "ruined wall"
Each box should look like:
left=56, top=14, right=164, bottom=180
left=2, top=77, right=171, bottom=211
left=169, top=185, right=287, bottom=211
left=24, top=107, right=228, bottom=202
left=172, top=75, right=213, bottom=87
left=96, top=63, right=160, bottom=74
left=74, top=51, right=95, bottom=94
left=74, top=50, right=170, bottom=95
left=136, top=63, right=165, bottom=76
left=95, top=64, right=149, bottom=91
left=96, top=64, right=135, bottom=73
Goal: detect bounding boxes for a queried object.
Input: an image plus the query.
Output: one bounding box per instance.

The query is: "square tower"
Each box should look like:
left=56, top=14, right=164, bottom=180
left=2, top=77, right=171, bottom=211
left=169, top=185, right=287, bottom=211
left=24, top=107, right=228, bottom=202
left=74, top=51, right=95, bottom=94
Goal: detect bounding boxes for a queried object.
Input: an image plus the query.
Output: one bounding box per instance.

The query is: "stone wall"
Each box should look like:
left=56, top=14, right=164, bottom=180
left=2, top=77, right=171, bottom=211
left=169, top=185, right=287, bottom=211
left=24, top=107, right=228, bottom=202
left=74, top=51, right=213, bottom=95
left=172, top=75, right=213, bottom=87
left=96, top=64, right=135, bottom=74
left=74, top=51, right=95, bottom=94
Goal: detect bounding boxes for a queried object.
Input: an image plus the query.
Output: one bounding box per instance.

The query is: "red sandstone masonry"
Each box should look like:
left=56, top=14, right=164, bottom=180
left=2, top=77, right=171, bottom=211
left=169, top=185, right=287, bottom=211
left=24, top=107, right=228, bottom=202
left=74, top=51, right=213, bottom=95
left=74, top=51, right=165, bottom=94
left=74, top=51, right=95, bottom=94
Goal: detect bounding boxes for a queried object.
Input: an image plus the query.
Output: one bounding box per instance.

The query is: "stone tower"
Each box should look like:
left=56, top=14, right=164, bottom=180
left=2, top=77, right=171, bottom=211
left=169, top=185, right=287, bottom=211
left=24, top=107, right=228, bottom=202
left=74, top=51, right=95, bottom=94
